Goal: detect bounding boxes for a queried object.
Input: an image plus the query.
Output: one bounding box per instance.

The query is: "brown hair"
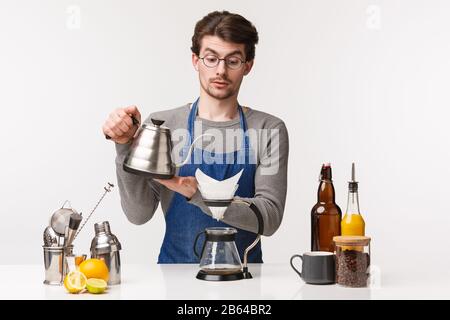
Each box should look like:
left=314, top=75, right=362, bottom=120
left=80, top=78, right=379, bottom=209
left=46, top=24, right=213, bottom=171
left=191, top=11, right=259, bottom=61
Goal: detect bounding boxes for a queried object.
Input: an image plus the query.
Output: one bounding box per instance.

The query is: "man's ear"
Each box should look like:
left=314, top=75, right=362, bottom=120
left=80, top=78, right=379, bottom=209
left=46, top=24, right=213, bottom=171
left=243, top=60, right=254, bottom=76
left=192, top=53, right=199, bottom=72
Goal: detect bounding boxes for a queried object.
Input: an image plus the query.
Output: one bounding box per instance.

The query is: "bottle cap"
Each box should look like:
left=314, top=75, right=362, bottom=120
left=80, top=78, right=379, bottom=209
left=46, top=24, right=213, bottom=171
left=320, top=163, right=332, bottom=181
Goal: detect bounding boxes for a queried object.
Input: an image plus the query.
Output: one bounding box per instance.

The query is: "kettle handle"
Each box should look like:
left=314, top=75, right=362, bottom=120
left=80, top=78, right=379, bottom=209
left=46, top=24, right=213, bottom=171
left=105, top=115, right=140, bottom=140
left=175, top=133, right=214, bottom=168
left=193, top=230, right=206, bottom=260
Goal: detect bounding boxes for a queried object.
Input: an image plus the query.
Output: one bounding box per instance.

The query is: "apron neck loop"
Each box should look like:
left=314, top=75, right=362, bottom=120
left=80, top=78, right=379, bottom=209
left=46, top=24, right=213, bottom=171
left=187, top=98, right=250, bottom=150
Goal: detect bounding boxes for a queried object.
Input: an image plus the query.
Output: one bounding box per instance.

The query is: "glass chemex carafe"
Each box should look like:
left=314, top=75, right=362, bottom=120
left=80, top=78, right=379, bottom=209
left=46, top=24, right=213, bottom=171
left=193, top=227, right=245, bottom=281
left=193, top=199, right=264, bottom=281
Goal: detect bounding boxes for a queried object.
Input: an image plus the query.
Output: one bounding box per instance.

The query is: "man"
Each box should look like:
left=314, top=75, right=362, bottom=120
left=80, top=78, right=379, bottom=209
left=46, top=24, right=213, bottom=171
left=102, top=11, right=289, bottom=263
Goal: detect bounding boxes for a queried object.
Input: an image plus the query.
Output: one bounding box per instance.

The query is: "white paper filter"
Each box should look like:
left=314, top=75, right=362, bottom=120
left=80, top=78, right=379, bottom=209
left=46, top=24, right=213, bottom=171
left=195, top=169, right=243, bottom=220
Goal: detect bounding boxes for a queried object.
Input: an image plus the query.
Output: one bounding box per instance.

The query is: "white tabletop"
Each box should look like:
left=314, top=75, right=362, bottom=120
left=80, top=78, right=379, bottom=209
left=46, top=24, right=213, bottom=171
left=0, top=263, right=448, bottom=300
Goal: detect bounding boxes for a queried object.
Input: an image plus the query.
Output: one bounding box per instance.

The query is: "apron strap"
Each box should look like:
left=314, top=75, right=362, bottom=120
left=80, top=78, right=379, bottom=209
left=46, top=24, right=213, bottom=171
left=187, top=98, right=250, bottom=151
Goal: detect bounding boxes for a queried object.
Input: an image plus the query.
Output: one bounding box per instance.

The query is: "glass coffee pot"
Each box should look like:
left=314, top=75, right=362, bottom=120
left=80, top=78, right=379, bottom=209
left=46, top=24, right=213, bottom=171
left=194, top=227, right=244, bottom=281
left=193, top=199, right=264, bottom=281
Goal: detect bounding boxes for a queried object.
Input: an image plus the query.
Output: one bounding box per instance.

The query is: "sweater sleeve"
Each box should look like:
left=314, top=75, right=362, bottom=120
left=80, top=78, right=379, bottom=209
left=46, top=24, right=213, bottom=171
left=188, top=121, right=289, bottom=236
left=115, top=142, right=162, bottom=225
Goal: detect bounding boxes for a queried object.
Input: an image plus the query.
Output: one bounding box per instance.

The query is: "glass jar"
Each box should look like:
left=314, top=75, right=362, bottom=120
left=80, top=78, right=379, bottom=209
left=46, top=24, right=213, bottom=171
left=333, top=236, right=371, bottom=288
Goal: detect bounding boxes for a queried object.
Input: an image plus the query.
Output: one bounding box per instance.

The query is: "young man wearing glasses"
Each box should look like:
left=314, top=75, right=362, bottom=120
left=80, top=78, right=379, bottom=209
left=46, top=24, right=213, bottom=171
left=102, top=11, right=289, bottom=263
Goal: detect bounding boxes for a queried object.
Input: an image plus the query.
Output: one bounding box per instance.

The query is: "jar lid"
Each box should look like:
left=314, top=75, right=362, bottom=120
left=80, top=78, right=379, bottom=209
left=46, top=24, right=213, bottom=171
left=333, top=236, right=371, bottom=246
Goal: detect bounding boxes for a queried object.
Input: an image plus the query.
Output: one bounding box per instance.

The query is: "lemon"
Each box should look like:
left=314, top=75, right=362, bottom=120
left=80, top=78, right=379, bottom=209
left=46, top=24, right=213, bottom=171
left=64, top=271, right=87, bottom=294
left=86, top=278, right=107, bottom=294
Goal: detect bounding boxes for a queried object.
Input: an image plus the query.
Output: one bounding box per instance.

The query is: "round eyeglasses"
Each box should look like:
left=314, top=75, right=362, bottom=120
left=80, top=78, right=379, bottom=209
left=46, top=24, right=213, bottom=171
left=199, top=54, right=246, bottom=70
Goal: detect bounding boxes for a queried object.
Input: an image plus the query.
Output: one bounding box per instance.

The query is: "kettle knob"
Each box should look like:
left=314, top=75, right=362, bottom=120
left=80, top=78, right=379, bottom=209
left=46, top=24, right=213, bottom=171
left=151, top=118, right=165, bottom=126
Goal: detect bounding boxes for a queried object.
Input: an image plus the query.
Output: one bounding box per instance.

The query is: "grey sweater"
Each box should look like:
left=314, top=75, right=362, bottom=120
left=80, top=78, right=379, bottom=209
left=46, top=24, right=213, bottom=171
left=115, top=103, right=289, bottom=236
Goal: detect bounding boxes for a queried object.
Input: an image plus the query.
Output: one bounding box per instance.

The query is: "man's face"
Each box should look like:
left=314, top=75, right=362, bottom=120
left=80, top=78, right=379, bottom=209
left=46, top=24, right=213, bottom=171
left=192, top=35, right=254, bottom=100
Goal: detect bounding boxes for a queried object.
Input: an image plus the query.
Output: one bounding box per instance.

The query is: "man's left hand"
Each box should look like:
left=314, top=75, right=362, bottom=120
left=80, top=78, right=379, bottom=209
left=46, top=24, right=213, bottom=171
left=154, top=176, right=198, bottom=199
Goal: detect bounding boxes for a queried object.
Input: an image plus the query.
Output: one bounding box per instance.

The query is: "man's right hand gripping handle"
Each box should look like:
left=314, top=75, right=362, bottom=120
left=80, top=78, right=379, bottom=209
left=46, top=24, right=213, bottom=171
left=102, top=105, right=141, bottom=144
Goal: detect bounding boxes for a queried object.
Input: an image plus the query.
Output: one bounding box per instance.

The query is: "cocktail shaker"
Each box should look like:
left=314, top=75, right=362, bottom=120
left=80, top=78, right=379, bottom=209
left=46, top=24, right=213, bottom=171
left=90, top=221, right=122, bottom=285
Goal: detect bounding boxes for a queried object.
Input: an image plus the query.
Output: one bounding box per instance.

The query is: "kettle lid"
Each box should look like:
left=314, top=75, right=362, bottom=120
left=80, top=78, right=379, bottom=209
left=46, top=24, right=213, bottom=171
left=151, top=118, right=165, bottom=126
left=142, top=118, right=170, bottom=133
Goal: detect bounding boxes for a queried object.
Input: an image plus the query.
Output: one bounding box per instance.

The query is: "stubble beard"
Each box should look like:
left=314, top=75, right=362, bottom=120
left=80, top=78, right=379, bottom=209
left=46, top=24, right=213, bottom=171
left=201, top=77, right=238, bottom=100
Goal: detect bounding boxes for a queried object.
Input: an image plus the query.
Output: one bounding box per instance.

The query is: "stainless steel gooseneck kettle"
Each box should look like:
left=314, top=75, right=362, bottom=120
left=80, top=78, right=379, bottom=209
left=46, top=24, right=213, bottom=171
left=123, top=118, right=211, bottom=179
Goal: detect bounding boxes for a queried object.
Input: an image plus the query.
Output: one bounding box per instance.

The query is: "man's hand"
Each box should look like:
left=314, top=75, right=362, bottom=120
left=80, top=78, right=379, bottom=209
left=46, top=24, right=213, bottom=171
left=102, top=105, right=141, bottom=144
left=155, top=176, right=198, bottom=199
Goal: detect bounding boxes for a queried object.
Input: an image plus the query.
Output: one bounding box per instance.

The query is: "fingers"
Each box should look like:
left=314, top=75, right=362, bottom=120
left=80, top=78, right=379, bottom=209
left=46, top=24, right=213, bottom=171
left=107, top=113, right=127, bottom=136
left=103, top=118, right=123, bottom=138
left=154, top=176, right=197, bottom=198
left=103, top=106, right=141, bottom=142
left=124, top=105, right=142, bottom=123
left=182, top=176, right=198, bottom=188
left=102, top=124, right=115, bottom=139
left=182, top=177, right=198, bottom=198
left=176, top=176, right=198, bottom=193
left=154, top=177, right=176, bottom=186
left=112, top=111, right=132, bottom=133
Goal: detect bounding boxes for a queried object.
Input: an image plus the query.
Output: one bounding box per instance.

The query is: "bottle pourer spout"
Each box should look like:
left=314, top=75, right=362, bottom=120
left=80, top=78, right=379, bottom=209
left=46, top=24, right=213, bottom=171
left=349, top=162, right=358, bottom=192
left=352, top=162, right=356, bottom=182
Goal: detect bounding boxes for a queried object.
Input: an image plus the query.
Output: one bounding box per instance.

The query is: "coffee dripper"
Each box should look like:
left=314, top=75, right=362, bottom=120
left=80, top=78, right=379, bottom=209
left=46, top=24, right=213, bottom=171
left=193, top=199, right=264, bottom=281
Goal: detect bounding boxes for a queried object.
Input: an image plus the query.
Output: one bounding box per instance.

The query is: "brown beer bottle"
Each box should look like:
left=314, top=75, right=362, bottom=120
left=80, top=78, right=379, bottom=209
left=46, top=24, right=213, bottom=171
left=311, top=163, right=342, bottom=252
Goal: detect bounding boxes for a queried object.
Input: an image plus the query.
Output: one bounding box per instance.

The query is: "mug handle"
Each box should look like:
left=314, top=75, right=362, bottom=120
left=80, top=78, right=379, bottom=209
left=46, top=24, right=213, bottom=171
left=290, top=254, right=303, bottom=278
left=193, top=231, right=206, bottom=260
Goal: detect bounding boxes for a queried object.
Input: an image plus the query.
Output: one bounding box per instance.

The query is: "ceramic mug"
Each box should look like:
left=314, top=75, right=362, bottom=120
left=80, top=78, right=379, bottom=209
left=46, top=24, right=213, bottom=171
left=290, top=251, right=335, bottom=285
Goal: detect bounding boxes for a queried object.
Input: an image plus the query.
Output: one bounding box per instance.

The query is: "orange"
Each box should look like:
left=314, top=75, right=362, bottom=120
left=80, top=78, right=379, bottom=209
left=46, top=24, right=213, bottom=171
left=75, top=255, right=86, bottom=267
left=78, top=258, right=109, bottom=282
left=64, top=271, right=87, bottom=294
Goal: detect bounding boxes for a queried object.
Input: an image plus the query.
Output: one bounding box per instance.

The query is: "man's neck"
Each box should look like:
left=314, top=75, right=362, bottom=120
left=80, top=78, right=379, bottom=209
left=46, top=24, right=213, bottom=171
left=197, top=91, right=239, bottom=122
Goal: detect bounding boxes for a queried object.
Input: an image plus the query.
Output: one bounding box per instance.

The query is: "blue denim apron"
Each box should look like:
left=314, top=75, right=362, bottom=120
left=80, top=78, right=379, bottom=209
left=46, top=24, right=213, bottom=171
left=157, top=98, right=262, bottom=263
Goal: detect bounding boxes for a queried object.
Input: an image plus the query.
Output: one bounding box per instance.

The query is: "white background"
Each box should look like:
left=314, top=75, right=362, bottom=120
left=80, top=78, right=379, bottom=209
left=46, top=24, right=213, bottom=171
left=1, top=0, right=449, bottom=280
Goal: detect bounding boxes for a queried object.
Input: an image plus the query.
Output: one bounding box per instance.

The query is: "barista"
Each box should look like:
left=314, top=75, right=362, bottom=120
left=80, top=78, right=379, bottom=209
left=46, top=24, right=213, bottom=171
left=102, top=11, right=289, bottom=263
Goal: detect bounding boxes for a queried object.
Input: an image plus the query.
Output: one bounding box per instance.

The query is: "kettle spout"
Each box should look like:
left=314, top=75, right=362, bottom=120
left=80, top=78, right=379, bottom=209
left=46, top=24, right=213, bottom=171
left=174, top=133, right=214, bottom=168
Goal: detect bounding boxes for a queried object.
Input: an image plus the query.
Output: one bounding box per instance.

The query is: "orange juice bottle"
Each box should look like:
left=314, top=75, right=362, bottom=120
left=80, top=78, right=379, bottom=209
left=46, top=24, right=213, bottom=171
left=341, top=163, right=365, bottom=250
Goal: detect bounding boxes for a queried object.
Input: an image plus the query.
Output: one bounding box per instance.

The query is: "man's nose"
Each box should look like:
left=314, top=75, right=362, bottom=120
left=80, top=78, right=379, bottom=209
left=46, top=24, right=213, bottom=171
left=215, top=59, right=227, bottom=75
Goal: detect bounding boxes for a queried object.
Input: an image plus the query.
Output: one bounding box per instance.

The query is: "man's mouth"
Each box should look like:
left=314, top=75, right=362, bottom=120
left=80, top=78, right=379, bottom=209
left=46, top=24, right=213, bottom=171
left=211, top=80, right=230, bottom=88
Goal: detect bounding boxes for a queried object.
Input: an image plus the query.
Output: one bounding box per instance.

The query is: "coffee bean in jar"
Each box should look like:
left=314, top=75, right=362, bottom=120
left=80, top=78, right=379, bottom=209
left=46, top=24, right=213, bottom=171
left=333, top=236, right=371, bottom=288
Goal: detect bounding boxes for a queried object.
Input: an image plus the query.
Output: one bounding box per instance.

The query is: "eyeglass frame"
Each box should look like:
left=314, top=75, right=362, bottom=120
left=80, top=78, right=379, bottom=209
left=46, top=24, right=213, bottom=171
left=198, top=54, right=247, bottom=70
